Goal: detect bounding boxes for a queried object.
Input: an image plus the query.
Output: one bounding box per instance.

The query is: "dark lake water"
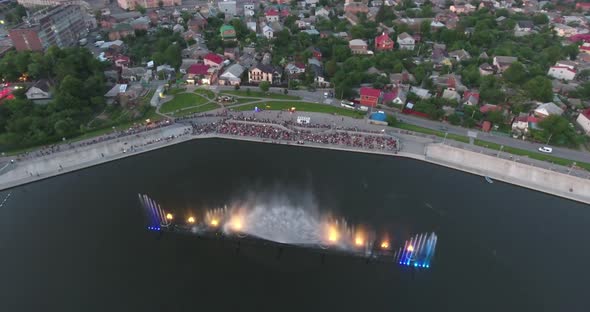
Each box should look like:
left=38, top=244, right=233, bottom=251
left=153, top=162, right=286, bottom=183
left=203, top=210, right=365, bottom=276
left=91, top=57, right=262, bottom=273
left=0, top=139, right=588, bottom=311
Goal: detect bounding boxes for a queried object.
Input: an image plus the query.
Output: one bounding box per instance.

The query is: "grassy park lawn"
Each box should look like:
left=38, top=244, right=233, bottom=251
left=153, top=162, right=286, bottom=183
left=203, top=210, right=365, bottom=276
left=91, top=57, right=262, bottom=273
left=234, top=101, right=366, bottom=118
left=194, top=89, right=215, bottom=99
left=394, top=123, right=470, bottom=143
left=167, top=87, right=187, bottom=95
left=223, top=90, right=301, bottom=100
left=160, top=93, right=208, bottom=114
left=173, top=103, right=220, bottom=116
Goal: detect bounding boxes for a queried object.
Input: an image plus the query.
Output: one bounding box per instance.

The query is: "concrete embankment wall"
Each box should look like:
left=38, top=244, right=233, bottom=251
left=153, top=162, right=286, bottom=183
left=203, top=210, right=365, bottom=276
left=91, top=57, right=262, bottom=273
left=0, top=125, right=192, bottom=190
left=424, top=143, right=590, bottom=204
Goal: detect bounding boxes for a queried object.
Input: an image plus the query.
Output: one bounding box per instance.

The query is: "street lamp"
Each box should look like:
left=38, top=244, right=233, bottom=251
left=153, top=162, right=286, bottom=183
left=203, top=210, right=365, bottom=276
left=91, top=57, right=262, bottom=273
left=496, top=145, right=504, bottom=158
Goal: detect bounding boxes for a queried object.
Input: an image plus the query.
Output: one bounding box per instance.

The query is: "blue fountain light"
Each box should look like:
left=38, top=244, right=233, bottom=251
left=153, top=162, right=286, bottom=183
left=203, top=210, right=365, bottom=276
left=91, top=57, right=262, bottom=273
left=395, top=232, right=438, bottom=270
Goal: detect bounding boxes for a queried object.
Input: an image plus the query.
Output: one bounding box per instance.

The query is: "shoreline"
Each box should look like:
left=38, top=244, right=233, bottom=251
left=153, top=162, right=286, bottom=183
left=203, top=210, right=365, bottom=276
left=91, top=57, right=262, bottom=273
left=1, top=127, right=589, bottom=205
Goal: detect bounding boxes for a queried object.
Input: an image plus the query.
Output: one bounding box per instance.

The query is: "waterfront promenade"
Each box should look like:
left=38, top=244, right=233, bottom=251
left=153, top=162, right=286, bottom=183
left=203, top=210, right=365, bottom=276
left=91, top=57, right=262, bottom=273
left=1, top=110, right=590, bottom=204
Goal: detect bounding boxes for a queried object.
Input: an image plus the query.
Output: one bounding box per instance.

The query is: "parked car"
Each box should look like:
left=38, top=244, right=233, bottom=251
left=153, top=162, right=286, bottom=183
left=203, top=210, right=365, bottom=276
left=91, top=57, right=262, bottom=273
left=538, top=146, right=553, bottom=153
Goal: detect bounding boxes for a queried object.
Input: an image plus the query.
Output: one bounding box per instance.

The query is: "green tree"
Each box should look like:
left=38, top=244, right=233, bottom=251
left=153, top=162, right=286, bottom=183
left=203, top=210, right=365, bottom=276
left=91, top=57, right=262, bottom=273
left=136, top=4, right=146, bottom=14
left=538, top=115, right=578, bottom=146
left=524, top=76, right=552, bottom=102
left=325, top=60, right=337, bottom=77
left=259, top=81, right=270, bottom=92
left=503, top=62, right=527, bottom=84
left=532, top=14, right=548, bottom=25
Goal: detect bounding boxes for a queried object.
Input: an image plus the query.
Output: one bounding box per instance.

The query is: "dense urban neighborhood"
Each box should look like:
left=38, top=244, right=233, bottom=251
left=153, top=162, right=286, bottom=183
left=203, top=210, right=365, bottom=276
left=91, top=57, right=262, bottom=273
left=2, top=0, right=590, bottom=153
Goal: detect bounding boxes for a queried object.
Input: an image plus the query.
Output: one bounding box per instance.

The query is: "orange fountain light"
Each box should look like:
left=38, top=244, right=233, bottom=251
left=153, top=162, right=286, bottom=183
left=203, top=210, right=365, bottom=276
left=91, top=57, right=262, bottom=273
left=407, top=245, right=414, bottom=252
left=381, top=241, right=390, bottom=249
left=328, top=226, right=339, bottom=243
left=187, top=216, right=195, bottom=224
left=166, top=213, right=173, bottom=220
left=210, top=219, right=219, bottom=227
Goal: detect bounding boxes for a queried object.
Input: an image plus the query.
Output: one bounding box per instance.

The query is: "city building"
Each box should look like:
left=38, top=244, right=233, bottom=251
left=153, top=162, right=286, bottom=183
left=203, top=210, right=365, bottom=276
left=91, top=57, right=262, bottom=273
left=9, top=5, right=87, bottom=52
left=117, top=0, right=180, bottom=11
left=534, top=102, right=563, bottom=118
left=204, top=53, right=224, bottom=68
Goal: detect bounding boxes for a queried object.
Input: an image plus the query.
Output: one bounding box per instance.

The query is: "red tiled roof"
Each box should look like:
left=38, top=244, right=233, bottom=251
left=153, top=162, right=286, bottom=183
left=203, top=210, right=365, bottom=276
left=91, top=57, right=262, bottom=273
left=375, top=32, right=392, bottom=44
left=482, top=121, right=492, bottom=132
left=187, top=64, right=210, bottom=75
left=581, top=108, right=590, bottom=119
left=204, top=53, right=223, bottom=64
left=479, top=104, right=502, bottom=113
left=360, top=87, right=381, bottom=98
left=550, top=66, right=577, bottom=73
left=527, top=116, right=539, bottom=123
left=266, top=9, right=279, bottom=16
left=580, top=46, right=590, bottom=51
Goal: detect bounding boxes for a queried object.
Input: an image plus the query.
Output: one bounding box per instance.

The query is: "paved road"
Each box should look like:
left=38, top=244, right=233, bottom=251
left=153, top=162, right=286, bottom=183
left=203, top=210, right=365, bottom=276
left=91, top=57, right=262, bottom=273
left=212, top=85, right=335, bottom=104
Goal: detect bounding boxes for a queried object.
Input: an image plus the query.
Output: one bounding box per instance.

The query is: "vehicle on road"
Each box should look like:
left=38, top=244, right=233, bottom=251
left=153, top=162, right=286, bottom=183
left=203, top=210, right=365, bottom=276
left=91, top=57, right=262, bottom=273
left=538, top=146, right=553, bottom=153
left=340, top=100, right=355, bottom=109
left=79, top=38, right=87, bottom=46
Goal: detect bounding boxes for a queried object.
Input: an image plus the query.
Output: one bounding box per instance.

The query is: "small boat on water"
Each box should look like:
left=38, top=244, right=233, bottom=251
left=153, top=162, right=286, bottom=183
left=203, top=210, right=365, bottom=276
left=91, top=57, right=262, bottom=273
left=485, top=176, right=494, bottom=184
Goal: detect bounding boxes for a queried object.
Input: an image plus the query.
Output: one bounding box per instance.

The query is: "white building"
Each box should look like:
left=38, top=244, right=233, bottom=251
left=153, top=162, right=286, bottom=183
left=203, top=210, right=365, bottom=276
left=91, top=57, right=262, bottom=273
left=262, top=24, right=274, bottom=39
left=397, top=32, right=415, bottom=50
left=219, top=64, right=245, bottom=86
left=218, top=1, right=237, bottom=16
left=576, top=109, right=590, bottom=135
left=547, top=66, right=576, bottom=81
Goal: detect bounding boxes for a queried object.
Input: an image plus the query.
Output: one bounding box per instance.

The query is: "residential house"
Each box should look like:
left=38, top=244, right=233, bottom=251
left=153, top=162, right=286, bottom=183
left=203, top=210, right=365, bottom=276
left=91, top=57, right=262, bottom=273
left=576, top=108, right=590, bottom=135
left=25, top=79, right=52, bottom=104
left=224, top=47, right=239, bottom=60
left=479, top=104, right=502, bottom=114
left=553, top=24, right=581, bottom=37
left=188, top=13, right=207, bottom=32
left=448, top=49, right=471, bottom=62
left=389, top=71, right=415, bottom=85
left=108, top=23, right=134, bottom=41
left=359, top=87, right=381, bottom=107
left=375, top=32, right=394, bottom=51
left=442, top=88, right=460, bottom=102
left=349, top=39, right=368, bottom=54
left=479, top=63, right=494, bottom=76
left=263, top=24, right=274, bottom=39
left=265, top=9, right=280, bottom=22
left=493, top=56, right=517, bottom=72
left=431, top=74, right=467, bottom=92
left=309, top=47, right=322, bottom=61
left=382, top=88, right=407, bottom=105
left=315, top=6, right=330, bottom=18
left=246, top=21, right=257, bottom=32
left=397, top=32, right=415, bottom=50
left=309, top=64, right=329, bottom=88
left=248, top=64, right=281, bottom=84
left=130, top=17, right=150, bottom=31
left=344, top=2, right=369, bottom=14
left=219, top=64, right=245, bottom=86
left=220, top=24, right=236, bottom=41
left=449, top=4, right=475, bottom=14
left=186, top=64, right=218, bottom=85
left=204, top=53, right=224, bottom=68
left=547, top=64, right=576, bottom=81
left=534, top=102, right=563, bottom=118
left=306, top=0, right=319, bottom=7
left=295, top=19, right=307, bottom=29
left=121, top=67, right=147, bottom=81
left=285, top=62, right=306, bottom=76
left=179, top=59, right=200, bottom=74
left=576, top=2, right=590, bottom=11
left=410, top=86, right=432, bottom=99
left=514, top=20, right=534, bottom=33
left=463, top=91, right=480, bottom=106
left=302, top=29, right=320, bottom=36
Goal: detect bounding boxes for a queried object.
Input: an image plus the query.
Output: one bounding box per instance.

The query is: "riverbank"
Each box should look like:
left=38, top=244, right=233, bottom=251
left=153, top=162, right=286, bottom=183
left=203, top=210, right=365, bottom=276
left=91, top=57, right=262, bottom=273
left=1, top=119, right=589, bottom=205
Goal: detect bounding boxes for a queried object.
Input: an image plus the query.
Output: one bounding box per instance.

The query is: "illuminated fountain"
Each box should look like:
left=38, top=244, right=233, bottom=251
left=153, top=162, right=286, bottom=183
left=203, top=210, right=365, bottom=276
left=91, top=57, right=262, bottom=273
left=138, top=193, right=438, bottom=269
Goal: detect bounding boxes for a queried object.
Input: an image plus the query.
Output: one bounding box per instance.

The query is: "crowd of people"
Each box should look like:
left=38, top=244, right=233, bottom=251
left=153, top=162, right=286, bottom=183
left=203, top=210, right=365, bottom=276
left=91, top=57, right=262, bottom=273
left=192, top=120, right=398, bottom=152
